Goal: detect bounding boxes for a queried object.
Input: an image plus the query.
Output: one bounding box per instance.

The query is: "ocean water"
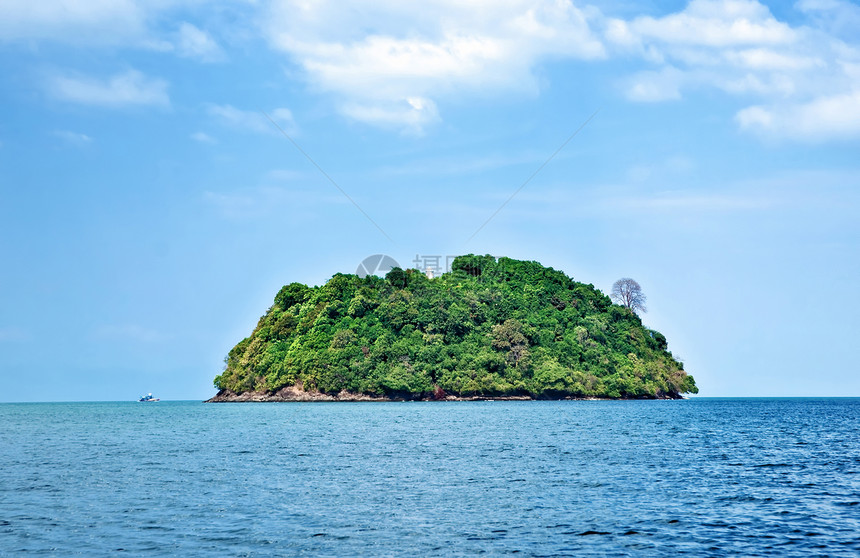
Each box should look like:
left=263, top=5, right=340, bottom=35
left=1, top=399, right=858, bottom=556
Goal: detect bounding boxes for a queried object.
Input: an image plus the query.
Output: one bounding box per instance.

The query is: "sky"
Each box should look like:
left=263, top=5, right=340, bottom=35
left=1, top=0, right=858, bottom=401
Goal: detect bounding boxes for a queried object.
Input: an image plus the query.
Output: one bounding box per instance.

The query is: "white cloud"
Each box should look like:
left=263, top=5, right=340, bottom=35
left=0, top=2, right=230, bottom=64
left=736, top=90, right=860, bottom=140
left=176, top=22, right=223, bottom=62
left=724, top=47, right=822, bottom=70
left=608, top=0, right=805, bottom=99
left=0, top=0, right=147, bottom=44
left=619, top=0, right=796, bottom=48
left=207, top=104, right=296, bottom=135
left=264, top=0, right=606, bottom=131
left=341, top=97, right=440, bottom=134
left=49, top=69, right=169, bottom=107
left=736, top=105, right=774, bottom=128
left=626, top=66, right=684, bottom=101
left=52, top=130, right=93, bottom=146
left=712, top=70, right=797, bottom=96
left=604, top=0, right=860, bottom=141
left=11, top=0, right=860, bottom=143
left=796, top=0, right=860, bottom=40
left=191, top=131, right=217, bottom=143
left=259, top=0, right=859, bottom=141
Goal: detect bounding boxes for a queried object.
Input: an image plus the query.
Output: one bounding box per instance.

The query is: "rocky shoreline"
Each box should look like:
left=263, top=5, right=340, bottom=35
left=205, top=386, right=685, bottom=403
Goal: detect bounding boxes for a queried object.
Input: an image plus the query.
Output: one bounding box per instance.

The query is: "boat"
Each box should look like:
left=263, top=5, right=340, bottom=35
left=138, top=393, right=160, bottom=402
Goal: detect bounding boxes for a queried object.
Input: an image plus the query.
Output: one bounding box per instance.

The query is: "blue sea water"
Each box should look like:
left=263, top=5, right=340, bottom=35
left=1, top=398, right=858, bottom=556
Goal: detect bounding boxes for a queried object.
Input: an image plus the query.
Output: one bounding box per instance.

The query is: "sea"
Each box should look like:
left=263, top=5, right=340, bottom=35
left=1, top=398, right=858, bottom=556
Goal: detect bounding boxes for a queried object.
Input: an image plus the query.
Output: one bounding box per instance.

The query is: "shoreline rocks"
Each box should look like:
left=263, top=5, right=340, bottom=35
left=205, top=387, right=684, bottom=403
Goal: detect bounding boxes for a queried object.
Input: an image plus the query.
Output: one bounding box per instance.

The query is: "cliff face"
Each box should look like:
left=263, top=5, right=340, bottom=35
left=213, top=255, right=698, bottom=401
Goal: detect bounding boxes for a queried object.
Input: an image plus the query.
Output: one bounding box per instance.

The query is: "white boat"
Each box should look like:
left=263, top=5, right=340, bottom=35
left=138, top=393, right=160, bottom=402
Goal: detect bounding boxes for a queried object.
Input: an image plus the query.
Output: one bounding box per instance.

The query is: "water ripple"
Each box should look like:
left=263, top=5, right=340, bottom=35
left=1, top=398, right=859, bottom=556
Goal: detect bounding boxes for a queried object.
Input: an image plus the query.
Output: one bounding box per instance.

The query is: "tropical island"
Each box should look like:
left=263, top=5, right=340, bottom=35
left=208, top=255, right=697, bottom=402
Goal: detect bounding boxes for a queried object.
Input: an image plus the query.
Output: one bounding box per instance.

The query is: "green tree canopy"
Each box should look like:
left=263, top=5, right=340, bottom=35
left=214, top=256, right=698, bottom=399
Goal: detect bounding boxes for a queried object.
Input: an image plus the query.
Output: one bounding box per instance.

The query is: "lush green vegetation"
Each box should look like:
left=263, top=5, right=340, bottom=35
left=214, top=255, right=698, bottom=399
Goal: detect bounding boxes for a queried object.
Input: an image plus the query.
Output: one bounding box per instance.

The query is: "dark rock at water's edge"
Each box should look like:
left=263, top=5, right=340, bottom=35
left=205, top=387, right=686, bottom=403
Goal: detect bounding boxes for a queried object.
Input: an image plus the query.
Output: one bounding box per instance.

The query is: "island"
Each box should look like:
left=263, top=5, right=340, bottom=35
left=208, top=255, right=697, bottom=402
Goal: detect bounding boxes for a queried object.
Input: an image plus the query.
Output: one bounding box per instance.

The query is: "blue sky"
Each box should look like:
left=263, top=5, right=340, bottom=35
left=1, top=0, right=859, bottom=401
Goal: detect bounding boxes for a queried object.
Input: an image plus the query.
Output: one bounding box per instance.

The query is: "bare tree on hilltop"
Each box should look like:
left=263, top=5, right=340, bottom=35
left=611, top=278, right=647, bottom=314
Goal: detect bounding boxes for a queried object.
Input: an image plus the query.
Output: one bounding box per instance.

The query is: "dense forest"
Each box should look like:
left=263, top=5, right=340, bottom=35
left=213, top=255, right=698, bottom=399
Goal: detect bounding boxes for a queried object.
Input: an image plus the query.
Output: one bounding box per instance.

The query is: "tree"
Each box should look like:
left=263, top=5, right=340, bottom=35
left=452, top=254, right=495, bottom=277
left=491, top=319, right=529, bottom=368
left=274, top=282, right=310, bottom=310
left=385, top=267, right=407, bottom=288
left=611, top=278, right=647, bottom=314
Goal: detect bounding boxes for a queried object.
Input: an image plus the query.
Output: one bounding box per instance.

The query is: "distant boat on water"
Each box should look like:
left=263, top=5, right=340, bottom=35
left=138, top=393, right=160, bottom=402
